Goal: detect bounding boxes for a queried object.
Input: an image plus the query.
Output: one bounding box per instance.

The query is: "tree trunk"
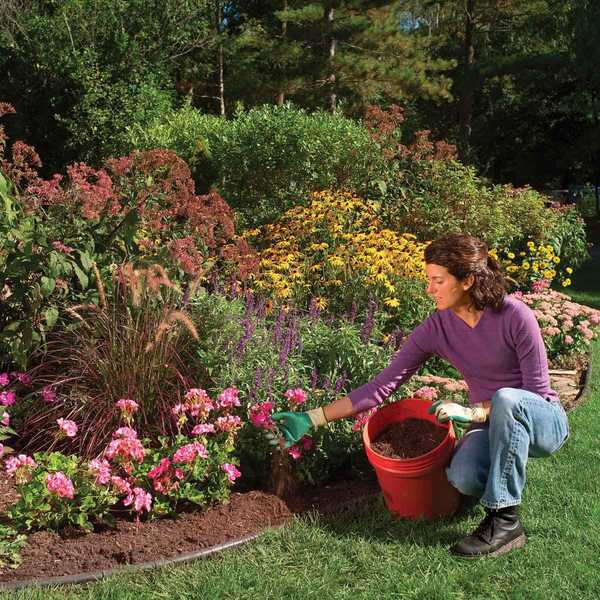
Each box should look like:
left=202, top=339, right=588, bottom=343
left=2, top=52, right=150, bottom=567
left=277, top=0, right=288, bottom=105
left=328, top=5, right=337, bottom=113
left=458, top=0, right=476, bottom=157
left=216, top=1, right=225, bottom=116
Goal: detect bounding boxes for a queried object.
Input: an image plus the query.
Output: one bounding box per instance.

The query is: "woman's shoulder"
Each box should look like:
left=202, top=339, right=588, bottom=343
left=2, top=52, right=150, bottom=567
left=496, top=294, right=536, bottom=324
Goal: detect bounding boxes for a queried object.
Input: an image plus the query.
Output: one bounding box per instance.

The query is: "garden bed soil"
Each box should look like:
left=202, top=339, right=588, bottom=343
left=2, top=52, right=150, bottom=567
left=371, top=418, right=447, bottom=459
left=0, top=474, right=379, bottom=585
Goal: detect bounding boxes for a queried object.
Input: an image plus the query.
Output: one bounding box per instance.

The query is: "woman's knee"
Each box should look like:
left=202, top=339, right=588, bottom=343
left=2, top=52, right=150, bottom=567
left=490, top=387, right=522, bottom=422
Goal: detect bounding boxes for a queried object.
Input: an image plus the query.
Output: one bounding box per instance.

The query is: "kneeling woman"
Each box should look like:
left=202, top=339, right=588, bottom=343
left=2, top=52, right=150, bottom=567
left=272, top=233, right=569, bottom=558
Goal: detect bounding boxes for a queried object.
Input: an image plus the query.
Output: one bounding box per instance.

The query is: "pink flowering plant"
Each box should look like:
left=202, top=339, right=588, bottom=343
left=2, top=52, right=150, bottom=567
left=512, top=290, right=600, bottom=362
left=0, top=371, right=32, bottom=457
left=6, top=451, right=118, bottom=532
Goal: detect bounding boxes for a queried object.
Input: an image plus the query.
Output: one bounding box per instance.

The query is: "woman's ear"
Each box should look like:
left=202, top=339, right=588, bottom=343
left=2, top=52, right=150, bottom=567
left=462, top=273, right=475, bottom=291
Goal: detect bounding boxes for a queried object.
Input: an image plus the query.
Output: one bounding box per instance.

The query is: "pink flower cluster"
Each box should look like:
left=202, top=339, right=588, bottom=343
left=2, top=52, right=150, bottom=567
left=147, top=457, right=184, bottom=493
left=413, top=386, right=439, bottom=401
left=1, top=411, right=9, bottom=427
left=218, top=387, right=241, bottom=408
left=249, top=402, right=274, bottom=429
left=89, top=458, right=112, bottom=485
left=42, top=386, right=56, bottom=403
left=46, top=472, right=75, bottom=499
left=4, top=454, right=37, bottom=475
left=191, top=423, right=215, bottom=435
left=116, top=399, right=139, bottom=414
left=287, top=436, right=313, bottom=460
left=51, top=240, right=74, bottom=255
left=221, top=463, right=241, bottom=482
left=413, top=375, right=469, bottom=394
left=0, top=391, right=16, bottom=406
left=173, top=442, right=208, bottom=464
left=105, top=427, right=145, bottom=464
left=0, top=373, right=9, bottom=387
left=215, top=415, right=242, bottom=433
left=57, top=418, right=78, bottom=438
left=352, top=408, right=378, bottom=432
left=123, top=487, right=152, bottom=514
left=283, top=388, right=307, bottom=405
left=182, top=388, right=215, bottom=420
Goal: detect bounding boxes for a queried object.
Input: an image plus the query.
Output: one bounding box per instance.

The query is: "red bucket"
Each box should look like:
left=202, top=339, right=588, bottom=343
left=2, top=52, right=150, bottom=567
left=363, top=397, right=460, bottom=520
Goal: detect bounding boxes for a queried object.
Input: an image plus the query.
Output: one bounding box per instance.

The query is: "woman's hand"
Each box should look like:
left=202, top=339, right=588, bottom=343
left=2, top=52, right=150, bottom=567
left=428, top=400, right=489, bottom=424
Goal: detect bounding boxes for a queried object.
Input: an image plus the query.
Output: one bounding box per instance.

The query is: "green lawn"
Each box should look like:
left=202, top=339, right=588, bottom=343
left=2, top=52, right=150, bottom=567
left=566, top=222, right=600, bottom=309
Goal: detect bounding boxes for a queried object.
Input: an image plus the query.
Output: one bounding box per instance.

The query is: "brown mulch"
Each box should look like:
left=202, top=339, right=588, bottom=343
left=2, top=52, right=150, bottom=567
left=371, top=418, right=447, bottom=459
left=0, top=474, right=379, bottom=585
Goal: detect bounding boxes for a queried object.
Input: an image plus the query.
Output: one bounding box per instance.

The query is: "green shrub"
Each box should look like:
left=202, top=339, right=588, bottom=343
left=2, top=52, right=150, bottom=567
left=129, top=103, right=386, bottom=228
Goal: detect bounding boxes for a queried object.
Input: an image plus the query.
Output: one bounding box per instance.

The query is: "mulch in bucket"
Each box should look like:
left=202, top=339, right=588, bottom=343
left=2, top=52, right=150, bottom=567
left=371, top=418, right=447, bottom=459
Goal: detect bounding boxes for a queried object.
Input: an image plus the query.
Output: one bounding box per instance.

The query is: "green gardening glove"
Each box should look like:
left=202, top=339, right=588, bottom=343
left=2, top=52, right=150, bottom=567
left=428, top=400, right=488, bottom=424
left=269, top=408, right=328, bottom=448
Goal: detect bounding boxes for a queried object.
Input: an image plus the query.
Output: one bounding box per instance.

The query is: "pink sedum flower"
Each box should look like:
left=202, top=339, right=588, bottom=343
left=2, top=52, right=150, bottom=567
left=173, top=442, right=208, bottom=464
left=124, top=487, right=152, bottom=514
left=221, top=463, right=241, bottom=482
left=191, top=423, right=216, bottom=435
left=116, top=399, right=139, bottom=414
left=42, top=386, right=57, bottom=403
left=413, top=386, right=438, bottom=402
left=46, top=471, right=75, bottom=499
left=0, top=391, right=16, bottom=406
left=57, top=418, right=78, bottom=438
left=89, top=458, right=112, bottom=485
left=284, top=388, right=307, bottom=405
left=218, top=387, right=241, bottom=408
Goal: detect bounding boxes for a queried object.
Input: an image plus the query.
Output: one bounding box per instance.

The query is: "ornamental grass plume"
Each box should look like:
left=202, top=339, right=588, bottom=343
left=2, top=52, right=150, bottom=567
left=20, top=264, right=200, bottom=458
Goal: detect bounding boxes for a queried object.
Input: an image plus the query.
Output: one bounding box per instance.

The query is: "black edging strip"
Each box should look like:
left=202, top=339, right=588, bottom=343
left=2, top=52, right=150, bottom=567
left=573, top=348, right=594, bottom=406
left=0, top=532, right=262, bottom=592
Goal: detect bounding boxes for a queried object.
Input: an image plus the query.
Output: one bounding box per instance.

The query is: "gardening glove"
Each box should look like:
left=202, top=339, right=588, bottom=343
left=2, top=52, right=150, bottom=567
left=428, top=400, right=488, bottom=425
left=268, top=408, right=328, bottom=448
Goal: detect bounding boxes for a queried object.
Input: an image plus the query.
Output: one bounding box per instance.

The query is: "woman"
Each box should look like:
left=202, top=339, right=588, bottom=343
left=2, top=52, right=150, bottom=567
left=272, top=233, right=570, bottom=558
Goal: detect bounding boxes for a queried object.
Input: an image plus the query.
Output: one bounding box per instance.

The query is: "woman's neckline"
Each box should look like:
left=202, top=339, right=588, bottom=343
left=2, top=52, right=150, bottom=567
left=449, top=306, right=487, bottom=330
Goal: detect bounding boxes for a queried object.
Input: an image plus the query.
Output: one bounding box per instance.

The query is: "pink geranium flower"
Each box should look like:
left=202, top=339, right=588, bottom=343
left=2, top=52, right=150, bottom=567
left=42, top=386, right=57, bottom=403
left=110, top=475, right=132, bottom=496
left=191, top=423, right=216, bottom=435
left=249, top=402, right=274, bottom=429
left=414, top=386, right=438, bottom=401
left=46, top=472, right=75, bottom=499
left=124, top=487, right=152, bottom=514
left=0, top=391, right=16, bottom=406
left=57, top=418, right=78, bottom=438
left=116, top=399, right=139, bottom=414
left=183, top=388, right=214, bottom=418
left=218, top=387, right=241, bottom=408
left=1, top=411, right=9, bottom=427
left=0, top=373, right=9, bottom=387
left=287, top=444, right=302, bottom=460
left=173, top=442, right=208, bottom=464
left=13, top=372, right=32, bottom=386
left=147, top=457, right=185, bottom=493
left=5, top=454, right=37, bottom=478
left=215, top=415, right=242, bottom=433
left=221, top=463, right=241, bottom=482
left=113, top=427, right=138, bottom=439
left=88, top=459, right=112, bottom=485
left=284, top=388, right=307, bottom=405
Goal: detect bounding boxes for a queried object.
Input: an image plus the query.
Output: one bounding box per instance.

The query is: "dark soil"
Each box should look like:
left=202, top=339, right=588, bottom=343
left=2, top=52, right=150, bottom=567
left=371, top=418, right=447, bottom=459
left=0, top=473, right=379, bottom=584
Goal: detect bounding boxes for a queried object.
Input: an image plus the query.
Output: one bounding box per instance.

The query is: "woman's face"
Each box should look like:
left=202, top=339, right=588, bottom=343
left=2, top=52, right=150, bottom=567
left=425, top=263, right=473, bottom=311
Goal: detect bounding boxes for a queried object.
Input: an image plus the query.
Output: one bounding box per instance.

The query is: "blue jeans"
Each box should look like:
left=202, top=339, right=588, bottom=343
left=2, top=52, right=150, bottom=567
left=446, top=387, right=570, bottom=509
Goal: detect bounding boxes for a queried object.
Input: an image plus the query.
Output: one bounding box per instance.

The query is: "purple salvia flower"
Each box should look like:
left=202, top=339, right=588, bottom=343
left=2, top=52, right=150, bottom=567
left=255, top=297, right=267, bottom=319
left=236, top=318, right=255, bottom=358
left=347, top=301, right=358, bottom=324
left=308, top=297, right=321, bottom=321
left=310, top=369, right=319, bottom=390
left=272, top=309, right=286, bottom=344
left=321, top=375, right=332, bottom=392
left=360, top=297, right=377, bottom=343
left=335, top=372, right=348, bottom=394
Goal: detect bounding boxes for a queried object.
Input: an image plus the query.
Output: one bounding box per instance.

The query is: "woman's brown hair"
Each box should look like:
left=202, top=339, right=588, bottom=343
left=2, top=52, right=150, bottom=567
left=424, top=234, right=507, bottom=310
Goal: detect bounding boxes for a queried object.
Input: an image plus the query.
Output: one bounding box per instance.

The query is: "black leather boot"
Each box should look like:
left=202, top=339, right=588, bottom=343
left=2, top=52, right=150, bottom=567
left=451, top=506, right=526, bottom=558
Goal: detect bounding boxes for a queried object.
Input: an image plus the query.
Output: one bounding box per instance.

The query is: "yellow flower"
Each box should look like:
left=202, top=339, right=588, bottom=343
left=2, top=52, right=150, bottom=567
left=527, top=241, right=535, bottom=250
left=519, top=252, right=526, bottom=257
left=562, top=278, right=571, bottom=287
left=506, top=266, right=519, bottom=273
left=566, top=267, right=573, bottom=274
left=552, top=256, right=560, bottom=264
left=314, top=297, right=328, bottom=310
left=384, top=297, right=400, bottom=308
left=522, top=262, right=530, bottom=270
left=507, top=252, right=515, bottom=259
left=543, top=270, right=554, bottom=279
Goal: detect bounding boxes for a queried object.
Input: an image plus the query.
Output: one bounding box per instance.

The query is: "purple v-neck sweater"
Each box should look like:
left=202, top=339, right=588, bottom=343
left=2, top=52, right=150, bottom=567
left=348, top=295, right=558, bottom=413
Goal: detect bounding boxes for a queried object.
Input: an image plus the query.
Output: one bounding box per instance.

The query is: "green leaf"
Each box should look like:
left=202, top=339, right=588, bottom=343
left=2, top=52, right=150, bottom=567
left=44, top=307, right=59, bottom=329
left=73, top=264, right=89, bottom=289
left=78, top=250, right=93, bottom=271
left=40, top=276, right=56, bottom=298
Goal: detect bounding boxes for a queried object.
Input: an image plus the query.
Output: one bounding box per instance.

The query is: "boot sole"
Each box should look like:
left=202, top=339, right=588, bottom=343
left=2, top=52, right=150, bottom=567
left=454, top=533, right=527, bottom=559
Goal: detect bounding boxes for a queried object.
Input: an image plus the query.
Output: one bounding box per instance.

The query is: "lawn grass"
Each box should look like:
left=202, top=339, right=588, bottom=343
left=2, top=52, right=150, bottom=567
left=566, top=220, right=600, bottom=309
left=3, top=337, right=600, bottom=599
